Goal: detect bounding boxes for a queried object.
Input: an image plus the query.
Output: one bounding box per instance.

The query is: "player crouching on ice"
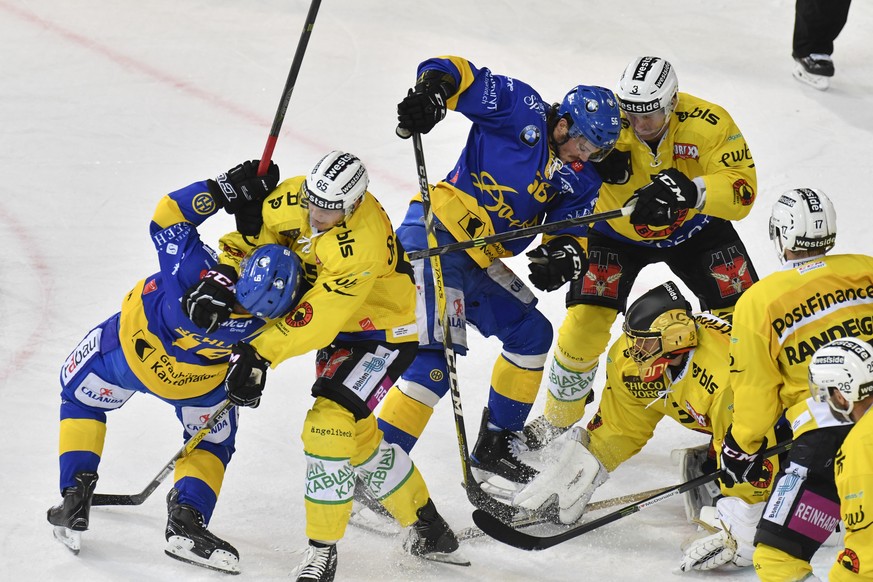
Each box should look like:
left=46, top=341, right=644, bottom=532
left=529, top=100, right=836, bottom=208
left=512, top=281, right=783, bottom=571
left=48, top=160, right=302, bottom=574
left=187, top=152, right=468, bottom=582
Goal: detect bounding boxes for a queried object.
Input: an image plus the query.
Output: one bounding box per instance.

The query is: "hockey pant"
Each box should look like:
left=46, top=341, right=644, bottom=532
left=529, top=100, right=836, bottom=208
left=57, top=313, right=237, bottom=523
left=379, top=213, right=552, bottom=452
left=753, top=425, right=851, bottom=582
left=302, top=397, right=430, bottom=542
left=551, top=222, right=758, bottom=427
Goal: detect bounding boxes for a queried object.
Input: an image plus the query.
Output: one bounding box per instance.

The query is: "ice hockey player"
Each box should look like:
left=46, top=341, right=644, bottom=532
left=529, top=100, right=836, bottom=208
left=716, top=188, right=873, bottom=581
left=512, top=281, right=781, bottom=571
left=377, top=54, right=621, bottom=493
left=807, top=337, right=873, bottom=581
left=525, top=56, right=759, bottom=452
left=47, top=160, right=301, bottom=574
left=187, top=151, right=468, bottom=582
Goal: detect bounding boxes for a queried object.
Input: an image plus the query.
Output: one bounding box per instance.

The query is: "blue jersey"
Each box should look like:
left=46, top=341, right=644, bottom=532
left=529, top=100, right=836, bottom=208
left=116, top=181, right=269, bottom=399
left=413, top=56, right=601, bottom=267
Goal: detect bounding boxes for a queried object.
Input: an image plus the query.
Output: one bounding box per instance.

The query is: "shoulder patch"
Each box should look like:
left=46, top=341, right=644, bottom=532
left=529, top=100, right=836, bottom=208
left=519, top=125, right=541, bottom=147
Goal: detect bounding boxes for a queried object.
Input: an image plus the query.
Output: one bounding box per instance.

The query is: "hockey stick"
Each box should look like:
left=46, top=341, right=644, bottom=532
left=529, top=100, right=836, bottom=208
left=407, top=205, right=634, bottom=261
left=256, top=0, right=322, bottom=176
left=91, top=400, right=235, bottom=506
left=411, top=133, right=519, bottom=523
left=457, top=485, right=673, bottom=542
left=472, top=439, right=793, bottom=550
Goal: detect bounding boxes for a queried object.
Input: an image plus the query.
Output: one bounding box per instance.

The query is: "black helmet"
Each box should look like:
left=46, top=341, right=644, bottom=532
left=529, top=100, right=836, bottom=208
left=623, top=281, right=697, bottom=371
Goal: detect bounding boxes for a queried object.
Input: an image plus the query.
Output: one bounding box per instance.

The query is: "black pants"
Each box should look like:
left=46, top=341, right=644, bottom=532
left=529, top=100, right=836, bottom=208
left=793, top=0, right=852, bottom=58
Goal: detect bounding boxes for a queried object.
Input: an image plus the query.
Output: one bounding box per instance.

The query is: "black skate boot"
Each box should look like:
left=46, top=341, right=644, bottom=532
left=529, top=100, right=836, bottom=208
left=522, top=414, right=572, bottom=451
left=792, top=53, right=834, bottom=90
left=294, top=541, right=337, bottom=582
left=471, top=408, right=539, bottom=486
left=404, top=499, right=470, bottom=566
left=47, top=471, right=98, bottom=554
left=164, top=488, right=240, bottom=574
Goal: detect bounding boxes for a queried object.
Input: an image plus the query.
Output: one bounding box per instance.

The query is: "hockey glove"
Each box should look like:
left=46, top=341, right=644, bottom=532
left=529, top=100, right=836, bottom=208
left=396, top=70, right=458, bottom=138
left=224, top=343, right=269, bottom=408
left=207, top=159, right=279, bottom=215
left=719, top=426, right=767, bottom=488
left=629, top=168, right=698, bottom=226
left=233, top=201, right=265, bottom=237
left=591, top=149, right=632, bottom=185
left=182, top=264, right=238, bottom=334
left=526, top=236, right=587, bottom=292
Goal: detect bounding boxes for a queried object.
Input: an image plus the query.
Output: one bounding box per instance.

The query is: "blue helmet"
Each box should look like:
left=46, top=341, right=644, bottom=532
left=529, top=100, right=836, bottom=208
left=236, top=245, right=303, bottom=319
left=557, top=85, right=622, bottom=160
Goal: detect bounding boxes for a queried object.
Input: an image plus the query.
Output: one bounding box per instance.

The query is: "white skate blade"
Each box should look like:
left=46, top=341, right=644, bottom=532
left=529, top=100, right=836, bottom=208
left=792, top=64, right=829, bottom=90
left=349, top=501, right=403, bottom=537
left=165, top=536, right=240, bottom=575
left=470, top=469, right=526, bottom=497
left=419, top=548, right=471, bottom=567
left=52, top=526, right=81, bottom=554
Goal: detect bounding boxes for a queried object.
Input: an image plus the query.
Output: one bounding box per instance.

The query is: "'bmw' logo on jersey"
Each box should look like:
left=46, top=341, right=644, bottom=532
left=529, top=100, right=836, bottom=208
left=520, top=125, right=540, bottom=147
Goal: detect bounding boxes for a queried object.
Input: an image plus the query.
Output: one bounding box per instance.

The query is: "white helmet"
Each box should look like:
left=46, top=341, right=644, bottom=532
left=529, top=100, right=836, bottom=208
left=808, top=337, right=873, bottom=423
left=616, top=56, right=679, bottom=116
left=769, top=188, right=837, bottom=259
left=304, top=151, right=369, bottom=216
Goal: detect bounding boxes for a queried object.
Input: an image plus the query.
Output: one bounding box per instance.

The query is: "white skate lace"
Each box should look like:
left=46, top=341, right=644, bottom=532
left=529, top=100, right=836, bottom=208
left=298, top=545, right=333, bottom=578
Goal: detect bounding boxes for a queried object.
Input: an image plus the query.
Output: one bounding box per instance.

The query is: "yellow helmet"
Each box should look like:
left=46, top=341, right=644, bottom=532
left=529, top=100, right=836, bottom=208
left=623, top=281, right=698, bottom=374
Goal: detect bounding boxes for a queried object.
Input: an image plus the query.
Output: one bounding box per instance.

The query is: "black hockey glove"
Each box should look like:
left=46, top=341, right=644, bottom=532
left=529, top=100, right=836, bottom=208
left=526, top=236, right=587, bottom=292
left=233, top=201, right=265, bottom=237
left=207, top=159, right=279, bottom=214
left=591, top=149, right=632, bottom=185
left=396, top=70, right=458, bottom=139
left=719, top=426, right=767, bottom=488
left=629, top=168, right=698, bottom=227
left=182, top=264, right=238, bottom=334
left=224, top=343, right=269, bottom=408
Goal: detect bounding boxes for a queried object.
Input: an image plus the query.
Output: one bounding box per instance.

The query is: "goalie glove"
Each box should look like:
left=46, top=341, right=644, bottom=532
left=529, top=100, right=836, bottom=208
left=512, top=427, right=608, bottom=525
left=679, top=497, right=763, bottom=572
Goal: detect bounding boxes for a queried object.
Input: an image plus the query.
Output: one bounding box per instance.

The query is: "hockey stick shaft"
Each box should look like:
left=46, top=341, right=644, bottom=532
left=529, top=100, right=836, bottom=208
left=457, top=485, right=673, bottom=541
left=411, top=133, right=519, bottom=522
left=407, top=205, right=633, bottom=261
left=256, top=0, right=322, bottom=176
left=91, top=400, right=235, bottom=506
left=472, top=439, right=793, bottom=550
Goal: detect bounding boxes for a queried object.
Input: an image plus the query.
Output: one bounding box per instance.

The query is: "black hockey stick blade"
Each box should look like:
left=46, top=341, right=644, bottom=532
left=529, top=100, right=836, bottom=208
left=472, top=439, right=793, bottom=550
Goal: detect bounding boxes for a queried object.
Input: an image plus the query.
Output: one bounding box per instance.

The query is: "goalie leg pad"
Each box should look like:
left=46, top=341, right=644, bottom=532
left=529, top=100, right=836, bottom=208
left=512, top=427, right=608, bottom=525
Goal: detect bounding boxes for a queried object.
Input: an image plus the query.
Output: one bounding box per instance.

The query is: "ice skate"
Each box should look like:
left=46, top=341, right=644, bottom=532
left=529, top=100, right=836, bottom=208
left=403, top=499, right=470, bottom=566
left=47, top=471, right=98, bottom=555
left=164, top=489, right=240, bottom=574
left=293, top=542, right=337, bottom=582
left=792, top=54, right=833, bottom=91
left=522, top=414, right=572, bottom=451
left=470, top=408, right=539, bottom=490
